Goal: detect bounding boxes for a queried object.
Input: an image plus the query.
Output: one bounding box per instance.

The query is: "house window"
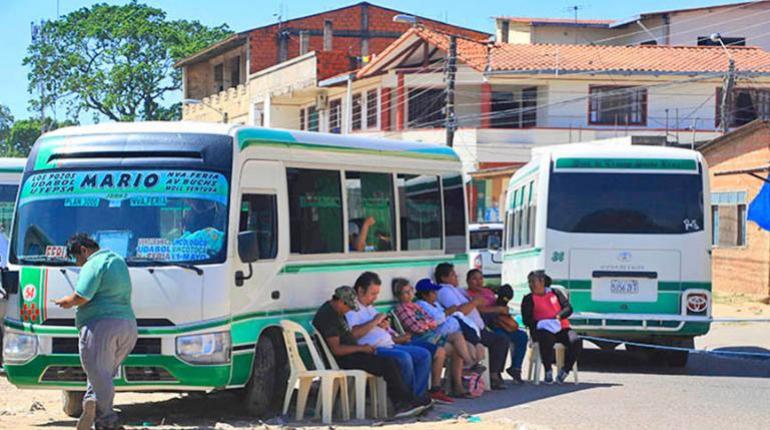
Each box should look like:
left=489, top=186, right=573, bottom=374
left=711, top=191, right=747, bottom=247
left=716, top=88, right=770, bottom=128
left=352, top=93, right=363, bottom=131
left=408, top=89, right=445, bottom=128
left=213, top=63, right=224, bottom=92
left=287, top=168, right=343, bottom=254
left=698, top=36, right=745, bottom=46
left=640, top=40, right=658, bottom=45
left=329, top=99, right=342, bottom=133
left=491, top=87, right=537, bottom=128
left=230, top=56, right=241, bottom=87
left=366, top=89, right=378, bottom=129
left=299, top=109, right=305, bottom=131
left=589, top=86, right=647, bottom=126
left=307, top=106, right=319, bottom=132
left=500, top=21, right=510, bottom=44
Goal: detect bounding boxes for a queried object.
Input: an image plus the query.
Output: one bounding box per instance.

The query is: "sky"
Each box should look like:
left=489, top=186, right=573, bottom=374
left=0, top=0, right=744, bottom=122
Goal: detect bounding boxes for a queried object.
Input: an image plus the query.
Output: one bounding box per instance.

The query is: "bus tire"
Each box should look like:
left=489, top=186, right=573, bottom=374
left=62, top=390, right=84, bottom=418
left=242, top=329, right=288, bottom=417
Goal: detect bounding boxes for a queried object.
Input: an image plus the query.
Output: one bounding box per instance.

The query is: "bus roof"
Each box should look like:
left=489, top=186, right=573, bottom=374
left=0, top=158, right=26, bottom=172
left=532, top=142, right=701, bottom=161
left=43, top=122, right=460, bottom=163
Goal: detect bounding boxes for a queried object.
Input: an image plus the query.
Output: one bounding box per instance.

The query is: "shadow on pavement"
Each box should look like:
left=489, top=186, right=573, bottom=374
left=53, top=381, right=615, bottom=428
left=578, top=347, right=770, bottom=378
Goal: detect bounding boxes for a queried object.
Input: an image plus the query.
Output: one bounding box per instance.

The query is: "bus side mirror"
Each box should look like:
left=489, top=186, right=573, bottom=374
left=0, top=269, right=19, bottom=298
left=236, top=232, right=259, bottom=287
left=238, top=231, right=260, bottom=263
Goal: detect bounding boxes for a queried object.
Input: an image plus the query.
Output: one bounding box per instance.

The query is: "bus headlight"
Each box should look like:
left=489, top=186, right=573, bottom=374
left=3, top=332, right=38, bottom=364
left=176, top=331, right=231, bottom=365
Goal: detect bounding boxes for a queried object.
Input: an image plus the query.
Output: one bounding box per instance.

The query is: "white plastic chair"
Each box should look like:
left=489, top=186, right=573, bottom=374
left=526, top=342, right=579, bottom=385
left=311, top=322, right=387, bottom=419
left=280, top=320, right=350, bottom=424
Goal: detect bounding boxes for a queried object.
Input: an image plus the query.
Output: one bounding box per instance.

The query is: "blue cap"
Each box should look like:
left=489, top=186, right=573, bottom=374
left=415, top=278, right=442, bottom=292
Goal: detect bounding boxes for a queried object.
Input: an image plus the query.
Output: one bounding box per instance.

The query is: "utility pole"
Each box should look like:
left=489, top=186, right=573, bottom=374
left=445, top=35, right=457, bottom=148
left=720, top=58, right=736, bottom=134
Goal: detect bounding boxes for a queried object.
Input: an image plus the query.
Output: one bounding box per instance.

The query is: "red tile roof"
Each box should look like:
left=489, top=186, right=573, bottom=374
left=358, top=26, right=770, bottom=78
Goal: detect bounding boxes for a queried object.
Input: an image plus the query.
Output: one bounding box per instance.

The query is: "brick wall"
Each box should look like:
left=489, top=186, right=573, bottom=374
left=703, top=123, right=770, bottom=296
left=246, top=3, right=488, bottom=75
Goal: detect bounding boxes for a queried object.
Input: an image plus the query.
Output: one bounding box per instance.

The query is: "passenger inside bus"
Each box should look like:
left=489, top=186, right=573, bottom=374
left=349, top=216, right=376, bottom=252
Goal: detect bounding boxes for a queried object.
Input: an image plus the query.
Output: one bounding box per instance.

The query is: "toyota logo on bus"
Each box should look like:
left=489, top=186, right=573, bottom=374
left=617, top=251, right=632, bottom=262
left=686, top=294, right=709, bottom=313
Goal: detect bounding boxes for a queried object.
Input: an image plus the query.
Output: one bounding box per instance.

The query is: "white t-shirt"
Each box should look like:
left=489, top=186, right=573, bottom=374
left=345, top=300, right=394, bottom=348
left=436, top=283, right=486, bottom=330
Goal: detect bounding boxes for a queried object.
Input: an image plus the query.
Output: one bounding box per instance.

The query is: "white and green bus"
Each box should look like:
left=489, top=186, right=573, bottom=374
left=1, top=122, right=468, bottom=416
left=501, top=143, right=711, bottom=366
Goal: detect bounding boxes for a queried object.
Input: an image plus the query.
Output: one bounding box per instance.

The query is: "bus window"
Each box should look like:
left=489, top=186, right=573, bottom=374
left=443, top=174, right=467, bottom=254
left=239, top=194, right=278, bottom=259
left=397, top=174, right=442, bottom=251
left=345, top=172, right=395, bottom=252
left=287, top=168, right=343, bottom=254
left=547, top=172, right=703, bottom=234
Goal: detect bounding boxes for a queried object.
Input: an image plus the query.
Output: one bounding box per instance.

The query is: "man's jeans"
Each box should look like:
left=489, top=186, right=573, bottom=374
left=79, top=318, right=138, bottom=426
left=376, top=344, right=431, bottom=398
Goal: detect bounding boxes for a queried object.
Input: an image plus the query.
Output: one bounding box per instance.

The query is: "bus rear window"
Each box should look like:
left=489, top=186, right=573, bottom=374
left=547, top=172, right=703, bottom=234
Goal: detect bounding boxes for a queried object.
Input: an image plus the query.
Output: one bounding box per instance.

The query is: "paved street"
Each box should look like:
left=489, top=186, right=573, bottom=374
left=2, top=321, right=769, bottom=429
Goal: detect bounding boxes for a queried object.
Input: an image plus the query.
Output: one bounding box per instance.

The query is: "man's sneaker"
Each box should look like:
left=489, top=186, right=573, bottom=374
left=543, top=370, right=554, bottom=384
left=429, top=388, right=454, bottom=405
left=393, top=402, right=424, bottom=419
left=556, top=368, right=569, bottom=384
left=506, top=367, right=523, bottom=384
left=77, top=398, right=97, bottom=430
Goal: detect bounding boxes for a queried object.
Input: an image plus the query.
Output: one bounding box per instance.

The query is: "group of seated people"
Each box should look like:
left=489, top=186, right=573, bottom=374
left=311, top=264, right=582, bottom=419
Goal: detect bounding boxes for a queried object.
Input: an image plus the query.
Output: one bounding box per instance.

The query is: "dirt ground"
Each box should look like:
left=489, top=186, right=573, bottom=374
left=1, top=293, right=768, bottom=430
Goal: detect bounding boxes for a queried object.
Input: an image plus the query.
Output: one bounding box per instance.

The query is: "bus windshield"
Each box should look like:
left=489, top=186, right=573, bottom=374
left=547, top=172, right=703, bottom=234
left=11, top=169, right=229, bottom=265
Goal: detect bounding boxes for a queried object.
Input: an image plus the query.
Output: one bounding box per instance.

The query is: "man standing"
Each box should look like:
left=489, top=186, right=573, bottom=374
left=54, top=233, right=137, bottom=430
left=312, top=286, right=429, bottom=418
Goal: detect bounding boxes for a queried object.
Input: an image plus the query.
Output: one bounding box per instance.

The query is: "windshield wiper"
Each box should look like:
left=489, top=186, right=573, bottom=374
left=18, top=255, right=73, bottom=266
left=125, top=257, right=204, bottom=276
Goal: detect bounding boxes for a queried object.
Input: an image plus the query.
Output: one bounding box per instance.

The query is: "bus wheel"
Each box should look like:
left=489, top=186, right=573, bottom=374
left=242, top=329, right=289, bottom=417
left=62, top=390, right=84, bottom=418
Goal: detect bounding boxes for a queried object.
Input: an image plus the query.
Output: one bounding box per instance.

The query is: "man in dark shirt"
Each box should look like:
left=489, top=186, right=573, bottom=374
left=313, top=286, right=430, bottom=418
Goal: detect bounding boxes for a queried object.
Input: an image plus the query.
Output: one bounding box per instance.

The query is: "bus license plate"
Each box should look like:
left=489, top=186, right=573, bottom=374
left=610, top=279, right=639, bottom=295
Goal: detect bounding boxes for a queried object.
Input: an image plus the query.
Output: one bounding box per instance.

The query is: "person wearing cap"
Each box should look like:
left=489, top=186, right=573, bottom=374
left=521, top=270, right=582, bottom=384
left=312, top=285, right=429, bottom=418
left=434, top=262, right=509, bottom=389
left=467, top=270, right=529, bottom=384
left=393, top=278, right=476, bottom=399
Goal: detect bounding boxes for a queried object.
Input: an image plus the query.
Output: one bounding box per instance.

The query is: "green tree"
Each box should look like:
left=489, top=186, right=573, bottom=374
left=1, top=118, right=77, bottom=157
left=0, top=105, right=13, bottom=144
left=24, top=1, right=231, bottom=122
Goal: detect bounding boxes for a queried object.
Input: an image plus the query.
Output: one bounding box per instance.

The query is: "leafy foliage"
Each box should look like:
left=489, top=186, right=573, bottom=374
left=0, top=118, right=78, bottom=157
left=24, top=1, right=231, bottom=122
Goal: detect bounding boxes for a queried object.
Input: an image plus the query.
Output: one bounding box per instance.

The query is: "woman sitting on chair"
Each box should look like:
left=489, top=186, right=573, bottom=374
left=521, top=270, right=582, bottom=384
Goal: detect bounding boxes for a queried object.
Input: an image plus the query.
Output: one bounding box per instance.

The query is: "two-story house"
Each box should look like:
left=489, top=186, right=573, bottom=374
left=176, top=2, right=488, bottom=124
left=495, top=1, right=770, bottom=49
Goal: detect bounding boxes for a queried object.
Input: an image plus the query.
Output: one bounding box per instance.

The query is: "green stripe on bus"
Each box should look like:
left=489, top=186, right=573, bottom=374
left=0, top=167, right=23, bottom=173
left=280, top=254, right=468, bottom=274
left=3, top=354, right=231, bottom=388
left=555, top=158, right=697, bottom=171
left=502, top=248, right=542, bottom=261
left=240, top=139, right=459, bottom=162
left=555, top=279, right=711, bottom=292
